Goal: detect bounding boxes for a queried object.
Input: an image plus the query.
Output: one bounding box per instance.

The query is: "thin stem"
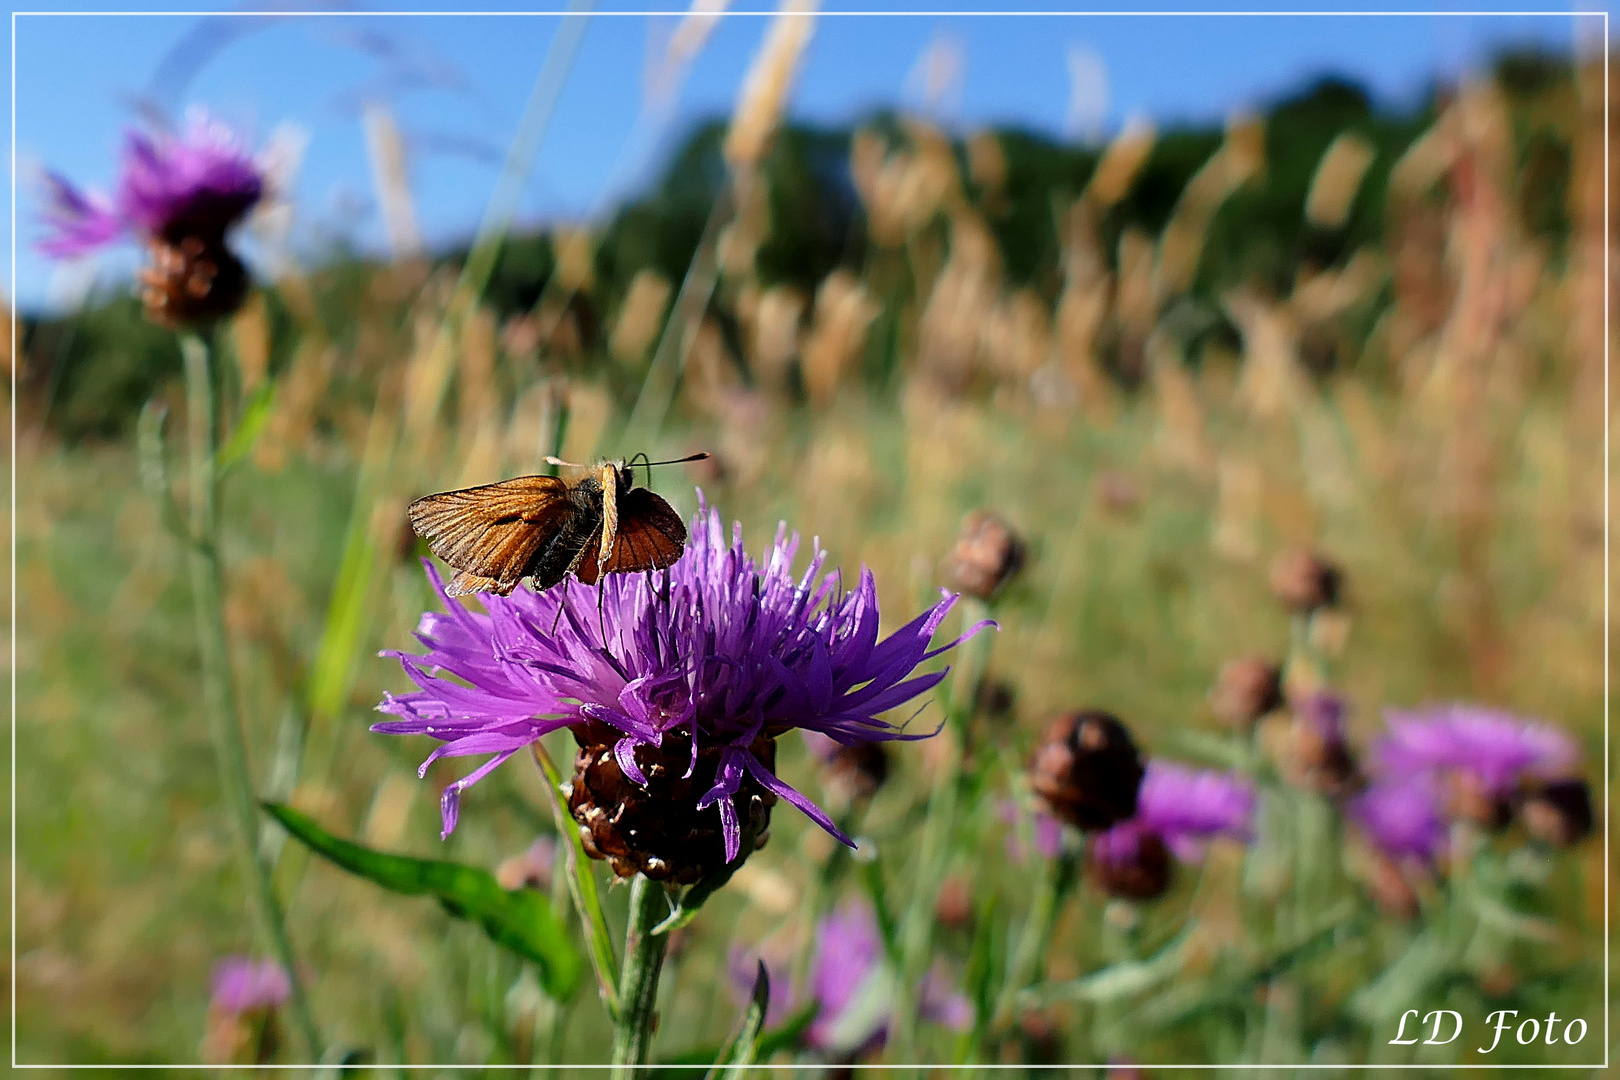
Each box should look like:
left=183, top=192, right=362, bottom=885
left=181, top=334, right=322, bottom=1061
left=611, top=875, right=672, bottom=1079
left=992, top=846, right=1081, bottom=1034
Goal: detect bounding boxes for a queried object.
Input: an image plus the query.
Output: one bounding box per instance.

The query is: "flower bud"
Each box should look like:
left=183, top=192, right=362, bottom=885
left=139, top=235, right=250, bottom=328
left=1208, top=656, right=1284, bottom=729
left=1029, top=710, right=1144, bottom=830
left=941, top=511, right=1025, bottom=600
left=1282, top=692, right=1360, bottom=797
left=1269, top=548, right=1342, bottom=613
left=822, top=741, right=891, bottom=804
left=934, top=874, right=974, bottom=932
left=495, top=836, right=558, bottom=893
left=1088, top=822, right=1172, bottom=901
left=1519, top=778, right=1593, bottom=846
left=568, top=721, right=777, bottom=885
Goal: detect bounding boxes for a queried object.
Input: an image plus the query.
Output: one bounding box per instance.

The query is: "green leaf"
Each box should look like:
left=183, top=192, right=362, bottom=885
left=659, top=1002, right=818, bottom=1076
left=264, top=803, right=583, bottom=1001
left=652, top=818, right=764, bottom=936
left=218, top=381, right=276, bottom=472
left=706, top=959, right=770, bottom=1080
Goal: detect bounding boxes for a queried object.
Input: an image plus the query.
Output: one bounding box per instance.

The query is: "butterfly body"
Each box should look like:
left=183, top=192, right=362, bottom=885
left=407, top=459, right=691, bottom=598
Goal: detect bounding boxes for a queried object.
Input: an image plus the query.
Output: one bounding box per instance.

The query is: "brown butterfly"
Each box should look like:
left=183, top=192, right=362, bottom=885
left=407, top=453, right=709, bottom=598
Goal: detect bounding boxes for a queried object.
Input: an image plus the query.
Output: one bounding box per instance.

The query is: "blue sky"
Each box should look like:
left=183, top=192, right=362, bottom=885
left=7, top=2, right=1599, bottom=311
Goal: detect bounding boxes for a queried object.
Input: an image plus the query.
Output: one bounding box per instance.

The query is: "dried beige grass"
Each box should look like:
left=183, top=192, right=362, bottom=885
left=552, top=227, right=597, bottom=293
left=724, top=0, right=817, bottom=168
left=362, top=102, right=423, bottom=260
left=1086, top=118, right=1156, bottom=209
left=610, top=270, right=673, bottom=365
left=230, top=293, right=271, bottom=396
left=916, top=211, right=1002, bottom=392
left=801, top=270, right=879, bottom=406
left=1305, top=131, right=1377, bottom=230
left=749, top=285, right=807, bottom=389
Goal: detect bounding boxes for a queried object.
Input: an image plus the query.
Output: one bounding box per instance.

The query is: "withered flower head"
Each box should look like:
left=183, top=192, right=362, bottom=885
left=39, top=110, right=266, bottom=328
left=1519, top=778, right=1594, bottom=847
left=1269, top=548, right=1342, bottom=613
left=377, top=498, right=988, bottom=885
left=940, top=510, right=1025, bottom=601
left=1028, top=710, right=1144, bottom=831
left=1282, top=692, right=1361, bottom=797
left=1208, top=656, right=1284, bottom=729
left=805, top=730, right=891, bottom=804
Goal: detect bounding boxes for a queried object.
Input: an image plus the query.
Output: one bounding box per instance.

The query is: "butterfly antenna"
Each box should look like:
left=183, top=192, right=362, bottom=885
left=596, top=582, right=609, bottom=653
left=544, top=455, right=586, bottom=470
left=639, top=451, right=711, bottom=469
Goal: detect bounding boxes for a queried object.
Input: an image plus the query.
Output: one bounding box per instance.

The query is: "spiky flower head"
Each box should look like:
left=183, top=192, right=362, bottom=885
left=730, top=899, right=971, bottom=1057
left=1347, top=773, right=1448, bottom=864
left=1376, top=704, right=1577, bottom=797
left=39, top=110, right=264, bottom=325
left=377, top=500, right=987, bottom=879
left=1090, top=761, right=1254, bottom=900
left=209, top=957, right=290, bottom=1015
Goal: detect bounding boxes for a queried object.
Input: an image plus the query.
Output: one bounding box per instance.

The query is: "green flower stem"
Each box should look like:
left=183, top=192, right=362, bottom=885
left=611, top=874, right=673, bottom=1079
left=992, top=844, right=1081, bottom=1034
left=181, top=334, right=322, bottom=1060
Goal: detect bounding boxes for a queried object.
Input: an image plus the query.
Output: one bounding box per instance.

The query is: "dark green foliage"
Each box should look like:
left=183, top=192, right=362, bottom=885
left=265, top=802, right=584, bottom=1002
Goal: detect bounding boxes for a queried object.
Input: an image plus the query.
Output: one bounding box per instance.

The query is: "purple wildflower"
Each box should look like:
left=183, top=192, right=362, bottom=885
left=1376, top=704, right=1578, bottom=797
left=998, top=800, right=1065, bottom=862
left=1134, top=761, right=1256, bottom=863
left=1088, top=761, right=1254, bottom=900
left=39, top=110, right=263, bottom=257
left=807, top=900, right=971, bottom=1054
left=1348, top=773, right=1448, bottom=864
left=209, top=957, right=290, bottom=1016
left=377, top=501, right=988, bottom=859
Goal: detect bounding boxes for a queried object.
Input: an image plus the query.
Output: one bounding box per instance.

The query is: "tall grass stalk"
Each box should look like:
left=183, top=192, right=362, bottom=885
left=181, top=333, right=322, bottom=1059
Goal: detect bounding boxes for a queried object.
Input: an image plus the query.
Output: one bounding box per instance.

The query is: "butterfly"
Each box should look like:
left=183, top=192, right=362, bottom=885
left=407, top=453, right=709, bottom=598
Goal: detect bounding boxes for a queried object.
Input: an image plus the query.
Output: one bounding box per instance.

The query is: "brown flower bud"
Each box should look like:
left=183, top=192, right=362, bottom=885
left=1519, top=778, right=1593, bottom=846
left=1444, top=770, right=1512, bottom=830
left=1281, top=693, right=1360, bottom=797
left=138, top=235, right=250, bottom=328
left=1029, top=710, right=1144, bottom=830
left=1358, top=849, right=1419, bottom=920
left=1208, top=656, right=1284, bottom=728
left=975, top=679, right=1016, bottom=724
left=1017, top=1008, right=1063, bottom=1064
left=495, top=836, right=558, bottom=893
left=568, top=721, right=776, bottom=885
left=822, top=741, right=890, bottom=804
left=1269, top=548, right=1342, bottom=613
left=1089, top=824, right=1172, bottom=901
left=934, top=874, right=974, bottom=932
left=941, top=511, right=1025, bottom=600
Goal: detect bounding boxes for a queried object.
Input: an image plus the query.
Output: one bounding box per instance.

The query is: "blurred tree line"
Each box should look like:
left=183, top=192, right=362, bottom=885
left=21, top=51, right=1577, bottom=441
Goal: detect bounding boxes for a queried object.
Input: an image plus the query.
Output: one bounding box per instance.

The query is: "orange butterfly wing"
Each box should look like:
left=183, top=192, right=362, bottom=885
left=407, top=475, right=577, bottom=596
left=574, top=488, right=688, bottom=585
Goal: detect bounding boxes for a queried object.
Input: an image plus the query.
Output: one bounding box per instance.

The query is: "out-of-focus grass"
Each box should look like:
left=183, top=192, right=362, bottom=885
left=13, top=45, right=1611, bottom=1069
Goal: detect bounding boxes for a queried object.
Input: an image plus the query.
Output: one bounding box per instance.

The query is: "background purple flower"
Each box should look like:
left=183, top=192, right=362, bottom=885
left=998, top=799, right=1065, bottom=862
left=1133, top=761, right=1255, bottom=862
left=39, top=110, right=263, bottom=257
left=1348, top=774, right=1448, bottom=864
left=1376, top=704, right=1578, bottom=796
left=209, top=957, right=290, bottom=1016
left=377, top=500, right=988, bottom=854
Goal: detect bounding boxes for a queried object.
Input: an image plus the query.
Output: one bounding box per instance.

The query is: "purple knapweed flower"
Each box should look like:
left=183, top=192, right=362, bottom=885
left=209, top=957, right=290, bottom=1016
left=1348, top=773, right=1448, bottom=864
left=998, top=799, right=1065, bottom=863
left=377, top=501, right=990, bottom=862
left=731, top=899, right=971, bottom=1056
left=1088, top=762, right=1254, bottom=901
left=39, top=109, right=263, bottom=257
left=1376, top=704, right=1578, bottom=797
left=1133, top=761, right=1256, bottom=863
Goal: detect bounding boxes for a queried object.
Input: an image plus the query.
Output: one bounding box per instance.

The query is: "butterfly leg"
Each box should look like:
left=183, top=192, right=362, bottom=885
left=550, top=579, right=569, bottom=636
